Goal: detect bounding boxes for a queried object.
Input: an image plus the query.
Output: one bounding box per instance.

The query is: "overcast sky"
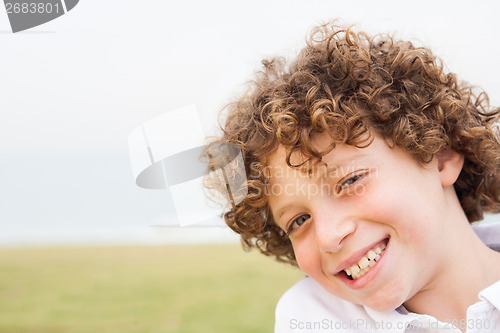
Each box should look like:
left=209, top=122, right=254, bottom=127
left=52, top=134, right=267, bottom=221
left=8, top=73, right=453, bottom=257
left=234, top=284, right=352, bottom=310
left=0, top=0, right=499, bottom=246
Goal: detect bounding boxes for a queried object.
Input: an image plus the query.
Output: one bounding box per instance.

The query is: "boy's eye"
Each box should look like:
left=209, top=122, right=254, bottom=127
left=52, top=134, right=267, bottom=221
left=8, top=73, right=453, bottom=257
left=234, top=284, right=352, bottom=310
left=287, top=214, right=311, bottom=235
left=337, top=173, right=365, bottom=193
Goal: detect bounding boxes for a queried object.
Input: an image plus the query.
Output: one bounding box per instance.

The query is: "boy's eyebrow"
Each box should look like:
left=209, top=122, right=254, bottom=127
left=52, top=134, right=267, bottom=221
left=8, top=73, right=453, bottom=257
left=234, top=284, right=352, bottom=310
left=277, top=203, right=295, bottom=221
left=317, top=152, right=372, bottom=178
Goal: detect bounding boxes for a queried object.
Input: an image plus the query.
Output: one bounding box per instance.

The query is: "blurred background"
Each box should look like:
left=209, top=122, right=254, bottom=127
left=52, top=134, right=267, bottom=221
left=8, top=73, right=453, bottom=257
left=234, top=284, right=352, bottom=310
left=0, top=0, right=499, bottom=332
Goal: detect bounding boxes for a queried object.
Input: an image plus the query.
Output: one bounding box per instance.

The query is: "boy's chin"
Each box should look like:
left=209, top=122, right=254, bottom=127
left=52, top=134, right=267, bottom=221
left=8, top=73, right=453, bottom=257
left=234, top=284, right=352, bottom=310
left=360, top=294, right=406, bottom=313
left=365, top=302, right=401, bottom=313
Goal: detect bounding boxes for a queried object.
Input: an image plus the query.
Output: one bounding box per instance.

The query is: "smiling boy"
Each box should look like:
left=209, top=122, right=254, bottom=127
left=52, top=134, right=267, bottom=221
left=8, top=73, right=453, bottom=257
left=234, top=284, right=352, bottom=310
left=212, top=23, right=500, bottom=332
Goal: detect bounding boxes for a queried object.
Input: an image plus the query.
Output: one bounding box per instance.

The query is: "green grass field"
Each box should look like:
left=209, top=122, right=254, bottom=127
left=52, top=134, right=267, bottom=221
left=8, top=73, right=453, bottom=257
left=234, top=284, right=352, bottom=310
left=0, top=244, right=304, bottom=333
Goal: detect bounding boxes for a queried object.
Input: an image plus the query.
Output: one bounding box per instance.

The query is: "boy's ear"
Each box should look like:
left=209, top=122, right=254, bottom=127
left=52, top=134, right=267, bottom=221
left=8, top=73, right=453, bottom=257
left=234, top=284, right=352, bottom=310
left=436, top=149, right=464, bottom=187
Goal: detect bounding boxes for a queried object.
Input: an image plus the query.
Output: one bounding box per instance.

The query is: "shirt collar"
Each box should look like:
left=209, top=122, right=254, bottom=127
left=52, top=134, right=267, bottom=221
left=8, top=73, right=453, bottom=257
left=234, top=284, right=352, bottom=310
left=362, top=304, right=416, bottom=332
left=478, top=280, right=500, bottom=311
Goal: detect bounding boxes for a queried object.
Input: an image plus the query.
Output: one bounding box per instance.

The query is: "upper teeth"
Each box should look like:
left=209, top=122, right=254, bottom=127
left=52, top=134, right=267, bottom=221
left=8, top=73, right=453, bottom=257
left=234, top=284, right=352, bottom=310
left=344, top=242, right=386, bottom=280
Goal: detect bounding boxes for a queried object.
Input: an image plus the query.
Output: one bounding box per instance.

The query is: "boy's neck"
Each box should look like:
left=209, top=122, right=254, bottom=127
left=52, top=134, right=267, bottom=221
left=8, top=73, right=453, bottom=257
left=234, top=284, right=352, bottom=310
left=403, top=206, right=500, bottom=328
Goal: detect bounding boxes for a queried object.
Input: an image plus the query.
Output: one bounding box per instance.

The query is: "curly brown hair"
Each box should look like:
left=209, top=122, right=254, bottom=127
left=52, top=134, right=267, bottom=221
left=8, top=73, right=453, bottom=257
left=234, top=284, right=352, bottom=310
left=213, top=22, right=500, bottom=266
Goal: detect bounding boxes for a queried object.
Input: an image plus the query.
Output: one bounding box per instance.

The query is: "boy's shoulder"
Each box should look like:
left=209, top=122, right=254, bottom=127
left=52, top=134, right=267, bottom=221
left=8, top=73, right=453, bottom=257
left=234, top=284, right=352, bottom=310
left=472, top=220, right=500, bottom=250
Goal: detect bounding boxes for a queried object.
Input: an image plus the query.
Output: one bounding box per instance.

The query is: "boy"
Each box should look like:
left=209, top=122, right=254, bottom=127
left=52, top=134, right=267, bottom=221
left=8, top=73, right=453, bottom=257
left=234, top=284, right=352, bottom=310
left=211, top=23, right=500, bottom=332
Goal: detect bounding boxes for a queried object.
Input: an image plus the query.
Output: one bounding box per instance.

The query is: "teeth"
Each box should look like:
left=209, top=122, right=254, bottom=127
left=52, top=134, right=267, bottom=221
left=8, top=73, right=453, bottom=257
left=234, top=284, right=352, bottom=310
left=358, top=257, right=369, bottom=269
left=343, top=241, right=387, bottom=280
left=350, top=265, right=360, bottom=275
left=367, top=250, right=376, bottom=260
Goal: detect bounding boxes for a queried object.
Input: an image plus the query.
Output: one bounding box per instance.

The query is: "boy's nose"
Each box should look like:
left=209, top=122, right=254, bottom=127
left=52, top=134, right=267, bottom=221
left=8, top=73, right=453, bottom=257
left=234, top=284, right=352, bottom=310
left=314, top=212, right=356, bottom=253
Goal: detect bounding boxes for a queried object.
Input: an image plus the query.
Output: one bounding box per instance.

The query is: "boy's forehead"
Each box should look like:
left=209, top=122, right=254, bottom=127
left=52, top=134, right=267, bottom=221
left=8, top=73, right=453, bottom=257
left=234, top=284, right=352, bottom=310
left=266, top=140, right=374, bottom=179
left=264, top=134, right=419, bottom=180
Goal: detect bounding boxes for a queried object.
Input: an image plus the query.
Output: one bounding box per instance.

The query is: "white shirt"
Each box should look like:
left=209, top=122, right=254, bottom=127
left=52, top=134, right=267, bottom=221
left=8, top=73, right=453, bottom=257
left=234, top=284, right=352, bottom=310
left=275, top=222, right=500, bottom=333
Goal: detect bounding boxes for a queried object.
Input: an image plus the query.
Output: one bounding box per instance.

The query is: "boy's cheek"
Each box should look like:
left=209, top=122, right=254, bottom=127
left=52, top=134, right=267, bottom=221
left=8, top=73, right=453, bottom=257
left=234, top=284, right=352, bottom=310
left=293, top=243, right=318, bottom=275
left=293, top=242, right=333, bottom=284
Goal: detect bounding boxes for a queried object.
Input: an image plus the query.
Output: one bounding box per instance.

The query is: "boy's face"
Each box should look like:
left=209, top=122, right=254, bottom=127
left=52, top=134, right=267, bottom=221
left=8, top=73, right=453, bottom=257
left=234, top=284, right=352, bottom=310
left=268, top=133, right=458, bottom=311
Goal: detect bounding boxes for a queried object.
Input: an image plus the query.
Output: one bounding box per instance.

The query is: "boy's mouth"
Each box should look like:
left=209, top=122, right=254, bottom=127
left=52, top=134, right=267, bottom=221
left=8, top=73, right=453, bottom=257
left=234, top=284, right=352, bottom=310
left=340, top=239, right=388, bottom=280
